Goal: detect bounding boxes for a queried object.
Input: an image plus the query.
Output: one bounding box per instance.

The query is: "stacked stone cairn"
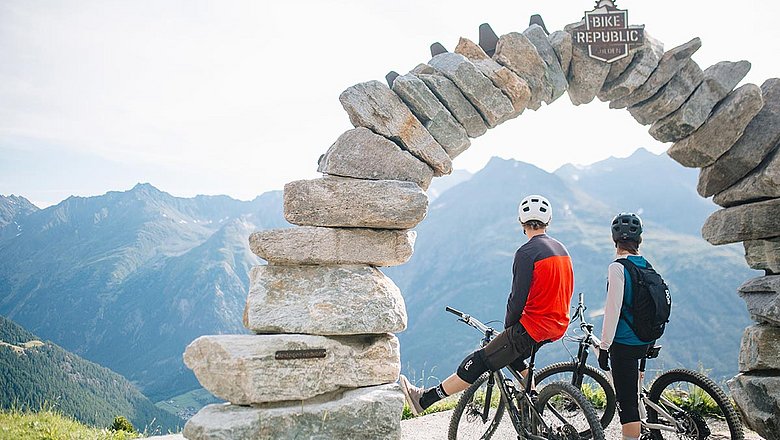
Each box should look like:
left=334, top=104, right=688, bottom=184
left=180, top=20, right=780, bottom=440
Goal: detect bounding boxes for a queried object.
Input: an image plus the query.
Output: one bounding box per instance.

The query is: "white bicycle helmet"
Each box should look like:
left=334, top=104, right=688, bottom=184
left=518, top=195, right=552, bottom=224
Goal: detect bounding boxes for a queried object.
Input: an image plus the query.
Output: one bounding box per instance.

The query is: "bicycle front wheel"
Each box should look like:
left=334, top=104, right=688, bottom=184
left=534, top=381, right=606, bottom=440
left=535, top=361, right=616, bottom=436
left=448, top=373, right=510, bottom=440
left=646, top=369, right=744, bottom=440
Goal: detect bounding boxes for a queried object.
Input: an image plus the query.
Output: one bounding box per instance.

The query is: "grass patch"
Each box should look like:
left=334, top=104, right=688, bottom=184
left=662, top=386, right=723, bottom=417
left=0, top=408, right=143, bottom=440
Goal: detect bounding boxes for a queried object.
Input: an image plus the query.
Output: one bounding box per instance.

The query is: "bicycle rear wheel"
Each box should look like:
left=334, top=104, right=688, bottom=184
left=646, top=369, right=744, bottom=440
left=448, top=373, right=511, bottom=440
left=535, top=361, right=616, bottom=436
left=534, top=381, right=606, bottom=440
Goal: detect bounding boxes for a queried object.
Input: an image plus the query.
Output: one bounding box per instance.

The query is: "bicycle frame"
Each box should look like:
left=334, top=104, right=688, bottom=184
left=446, top=306, right=576, bottom=440
left=560, top=294, right=689, bottom=435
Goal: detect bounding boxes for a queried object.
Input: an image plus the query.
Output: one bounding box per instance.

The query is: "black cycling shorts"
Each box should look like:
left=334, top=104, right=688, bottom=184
left=610, top=342, right=651, bottom=424
left=481, top=322, right=538, bottom=373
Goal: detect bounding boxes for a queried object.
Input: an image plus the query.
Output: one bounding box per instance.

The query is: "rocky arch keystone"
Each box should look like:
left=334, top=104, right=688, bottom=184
left=181, top=21, right=780, bottom=440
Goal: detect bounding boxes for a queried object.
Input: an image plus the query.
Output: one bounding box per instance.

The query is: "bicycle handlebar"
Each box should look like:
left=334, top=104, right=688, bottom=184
left=445, top=306, right=493, bottom=335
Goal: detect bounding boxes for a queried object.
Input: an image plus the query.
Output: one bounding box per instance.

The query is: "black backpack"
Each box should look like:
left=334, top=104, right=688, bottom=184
left=615, top=258, right=672, bottom=342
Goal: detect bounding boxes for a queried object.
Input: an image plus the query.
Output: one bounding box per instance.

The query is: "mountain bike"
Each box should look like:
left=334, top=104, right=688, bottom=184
left=535, top=294, right=744, bottom=439
left=445, top=306, right=606, bottom=440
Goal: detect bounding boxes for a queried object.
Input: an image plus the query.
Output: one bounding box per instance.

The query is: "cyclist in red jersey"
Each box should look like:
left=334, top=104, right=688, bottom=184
left=400, top=195, right=575, bottom=415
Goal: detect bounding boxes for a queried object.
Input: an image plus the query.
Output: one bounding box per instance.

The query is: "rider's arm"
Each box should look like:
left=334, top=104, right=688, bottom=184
left=600, top=262, right=625, bottom=350
left=504, top=250, right=534, bottom=329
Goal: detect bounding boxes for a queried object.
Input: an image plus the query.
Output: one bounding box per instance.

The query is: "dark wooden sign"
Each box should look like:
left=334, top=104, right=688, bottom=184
left=275, top=349, right=327, bottom=360
left=572, top=1, right=645, bottom=63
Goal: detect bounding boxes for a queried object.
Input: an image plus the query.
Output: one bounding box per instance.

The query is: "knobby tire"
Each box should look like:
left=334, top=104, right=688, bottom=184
left=535, top=361, right=616, bottom=437
left=646, top=368, right=744, bottom=440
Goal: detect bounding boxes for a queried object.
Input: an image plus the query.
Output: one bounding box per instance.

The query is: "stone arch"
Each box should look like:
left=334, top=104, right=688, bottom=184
left=181, top=20, right=780, bottom=440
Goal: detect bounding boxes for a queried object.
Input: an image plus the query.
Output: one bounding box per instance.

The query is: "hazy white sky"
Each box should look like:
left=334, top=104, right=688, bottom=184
left=1, top=0, right=778, bottom=207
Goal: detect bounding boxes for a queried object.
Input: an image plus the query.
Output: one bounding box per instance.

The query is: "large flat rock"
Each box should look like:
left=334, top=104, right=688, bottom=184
left=610, top=37, right=701, bottom=109
left=249, top=226, right=416, bottom=267
left=564, top=21, right=610, bottom=106
left=284, top=177, right=428, bottom=229
left=318, top=128, right=434, bottom=190
left=392, top=73, right=470, bottom=158
left=697, top=78, right=780, bottom=199
left=183, top=384, right=404, bottom=440
left=493, top=32, right=548, bottom=110
left=244, top=265, right=407, bottom=335
left=415, top=69, right=488, bottom=138
left=714, top=147, right=780, bottom=207
left=523, top=24, right=567, bottom=104
left=549, top=30, right=572, bottom=77
left=628, top=59, right=704, bottom=125
left=649, top=60, right=751, bottom=143
left=740, top=324, right=780, bottom=372
left=428, top=52, right=515, bottom=127
left=340, top=80, right=452, bottom=176
left=454, top=37, right=530, bottom=117
left=739, top=276, right=780, bottom=326
left=699, top=79, right=780, bottom=197
left=668, top=84, right=763, bottom=168
left=744, top=238, right=780, bottom=274
left=183, top=334, right=400, bottom=404
left=598, top=33, right=664, bottom=103
left=702, top=198, right=780, bottom=245
left=728, top=373, right=780, bottom=440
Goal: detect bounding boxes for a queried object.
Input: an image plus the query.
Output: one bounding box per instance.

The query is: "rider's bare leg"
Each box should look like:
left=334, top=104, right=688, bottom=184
left=441, top=373, right=470, bottom=395
left=622, top=421, right=640, bottom=439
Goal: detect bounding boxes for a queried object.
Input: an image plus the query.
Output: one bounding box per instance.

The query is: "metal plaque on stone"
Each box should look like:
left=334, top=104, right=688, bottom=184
left=275, top=348, right=327, bottom=360
left=572, top=0, right=644, bottom=63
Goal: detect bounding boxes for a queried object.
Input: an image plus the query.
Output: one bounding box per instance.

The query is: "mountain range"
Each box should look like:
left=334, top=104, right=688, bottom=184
left=0, top=148, right=757, bottom=407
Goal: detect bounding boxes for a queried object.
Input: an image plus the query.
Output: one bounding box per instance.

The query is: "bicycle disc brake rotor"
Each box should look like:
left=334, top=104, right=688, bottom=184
left=674, top=410, right=711, bottom=439
left=464, top=402, right=483, bottom=424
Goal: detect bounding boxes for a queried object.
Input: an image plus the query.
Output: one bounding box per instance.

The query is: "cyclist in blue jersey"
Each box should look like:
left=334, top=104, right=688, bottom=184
left=598, top=212, right=654, bottom=440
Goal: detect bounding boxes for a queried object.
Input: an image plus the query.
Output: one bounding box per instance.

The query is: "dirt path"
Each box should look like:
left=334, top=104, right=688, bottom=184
left=401, top=409, right=764, bottom=439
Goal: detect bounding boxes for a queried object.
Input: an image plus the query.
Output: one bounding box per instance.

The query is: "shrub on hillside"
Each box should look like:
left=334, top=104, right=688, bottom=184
left=111, top=416, right=136, bottom=433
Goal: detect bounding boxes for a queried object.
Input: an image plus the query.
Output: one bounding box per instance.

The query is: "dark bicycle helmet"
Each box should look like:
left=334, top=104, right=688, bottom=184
left=611, top=212, right=643, bottom=241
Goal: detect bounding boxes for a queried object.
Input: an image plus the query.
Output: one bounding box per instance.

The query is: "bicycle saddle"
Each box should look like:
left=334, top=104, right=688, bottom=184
left=646, top=345, right=662, bottom=359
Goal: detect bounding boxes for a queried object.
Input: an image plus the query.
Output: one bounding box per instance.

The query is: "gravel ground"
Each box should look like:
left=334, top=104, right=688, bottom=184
left=401, top=409, right=764, bottom=439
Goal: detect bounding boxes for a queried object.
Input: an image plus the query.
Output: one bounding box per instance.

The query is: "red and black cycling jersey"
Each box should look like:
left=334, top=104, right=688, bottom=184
left=504, top=234, right=574, bottom=343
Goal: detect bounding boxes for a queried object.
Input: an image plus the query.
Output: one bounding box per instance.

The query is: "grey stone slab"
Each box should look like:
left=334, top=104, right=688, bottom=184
left=714, top=146, right=780, bottom=207
left=340, top=80, right=452, bottom=176
left=392, top=73, right=470, bottom=158
left=244, top=265, right=407, bottom=335
left=740, top=324, right=780, bottom=372
left=628, top=59, right=704, bottom=125
left=284, top=177, right=428, bottom=229
left=183, top=334, right=401, bottom=404
left=428, top=52, right=515, bottom=128
left=249, top=226, right=416, bottom=267
left=701, top=198, right=780, bottom=245
left=603, top=48, right=636, bottom=86
left=415, top=70, right=488, bottom=138
left=611, top=37, right=702, bottom=109
left=318, top=128, right=434, bottom=190
left=454, top=37, right=531, bottom=117
left=650, top=60, right=751, bottom=143
left=549, top=30, right=572, bottom=76
left=739, top=276, right=780, bottom=326
left=598, top=33, right=664, bottom=102
left=668, top=84, right=763, bottom=168
left=699, top=79, right=780, bottom=198
left=493, top=32, right=549, bottom=110
left=744, top=238, right=780, bottom=274
left=523, top=24, right=567, bottom=103
left=564, top=21, right=610, bottom=106
left=728, top=373, right=780, bottom=440
left=183, top=384, right=404, bottom=440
